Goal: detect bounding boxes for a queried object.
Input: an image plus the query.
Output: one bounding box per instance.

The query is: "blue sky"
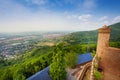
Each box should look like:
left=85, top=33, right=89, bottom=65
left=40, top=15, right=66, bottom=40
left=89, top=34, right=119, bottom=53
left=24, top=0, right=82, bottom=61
left=0, top=0, right=120, bottom=32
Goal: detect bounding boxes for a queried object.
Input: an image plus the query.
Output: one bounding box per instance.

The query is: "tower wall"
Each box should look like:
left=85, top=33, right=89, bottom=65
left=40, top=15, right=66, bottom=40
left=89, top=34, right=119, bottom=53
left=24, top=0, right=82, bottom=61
left=96, top=26, right=111, bottom=57
left=100, top=47, right=120, bottom=80
left=96, top=25, right=120, bottom=80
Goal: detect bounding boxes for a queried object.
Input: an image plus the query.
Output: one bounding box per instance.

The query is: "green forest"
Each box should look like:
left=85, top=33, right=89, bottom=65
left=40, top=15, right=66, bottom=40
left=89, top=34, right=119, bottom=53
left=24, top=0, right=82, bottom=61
left=0, top=22, right=120, bottom=80
left=0, top=42, right=97, bottom=80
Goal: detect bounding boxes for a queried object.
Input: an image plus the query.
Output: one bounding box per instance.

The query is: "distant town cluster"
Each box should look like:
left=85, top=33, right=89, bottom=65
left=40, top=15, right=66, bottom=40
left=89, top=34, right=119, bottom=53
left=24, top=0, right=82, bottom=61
left=0, top=32, right=65, bottom=60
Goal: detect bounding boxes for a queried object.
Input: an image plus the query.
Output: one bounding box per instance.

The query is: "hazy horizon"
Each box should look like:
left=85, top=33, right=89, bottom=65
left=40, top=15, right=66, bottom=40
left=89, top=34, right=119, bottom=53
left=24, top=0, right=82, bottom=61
left=0, top=0, right=120, bottom=32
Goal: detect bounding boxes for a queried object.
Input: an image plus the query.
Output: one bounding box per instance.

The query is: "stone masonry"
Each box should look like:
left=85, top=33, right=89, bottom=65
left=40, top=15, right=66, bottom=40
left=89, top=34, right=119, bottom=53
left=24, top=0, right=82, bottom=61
left=91, top=25, right=120, bottom=80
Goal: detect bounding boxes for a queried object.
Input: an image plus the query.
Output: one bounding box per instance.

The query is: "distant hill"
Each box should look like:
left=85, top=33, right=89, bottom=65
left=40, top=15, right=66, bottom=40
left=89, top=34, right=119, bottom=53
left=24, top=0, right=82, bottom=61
left=109, top=22, right=120, bottom=42
left=58, top=22, right=120, bottom=44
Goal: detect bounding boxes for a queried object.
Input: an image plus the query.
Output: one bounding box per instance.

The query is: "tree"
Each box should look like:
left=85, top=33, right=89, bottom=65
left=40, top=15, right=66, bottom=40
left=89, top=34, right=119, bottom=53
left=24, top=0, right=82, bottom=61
left=13, top=67, right=26, bottom=80
left=1, top=68, right=13, bottom=80
left=64, top=52, right=78, bottom=68
left=50, top=43, right=66, bottom=80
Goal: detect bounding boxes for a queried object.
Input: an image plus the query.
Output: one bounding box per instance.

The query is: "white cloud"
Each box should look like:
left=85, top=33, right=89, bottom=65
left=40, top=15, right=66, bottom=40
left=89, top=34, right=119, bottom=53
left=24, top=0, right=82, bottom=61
left=78, top=14, right=92, bottom=22
left=99, top=16, right=108, bottom=21
left=113, top=16, right=120, bottom=23
left=26, top=0, right=47, bottom=5
left=0, top=0, right=73, bottom=32
left=0, top=0, right=119, bottom=32
left=65, top=13, right=115, bottom=31
left=102, top=21, right=109, bottom=25
left=66, top=14, right=78, bottom=19
left=0, top=0, right=30, bottom=20
left=98, top=16, right=109, bottom=25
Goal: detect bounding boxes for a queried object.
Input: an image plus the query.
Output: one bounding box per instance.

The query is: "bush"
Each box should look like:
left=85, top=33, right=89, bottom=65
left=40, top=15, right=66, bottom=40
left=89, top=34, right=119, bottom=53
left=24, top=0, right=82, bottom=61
left=92, top=50, right=96, bottom=57
left=50, top=42, right=67, bottom=80
left=50, top=51, right=66, bottom=80
left=94, top=70, right=103, bottom=80
left=64, top=52, right=78, bottom=68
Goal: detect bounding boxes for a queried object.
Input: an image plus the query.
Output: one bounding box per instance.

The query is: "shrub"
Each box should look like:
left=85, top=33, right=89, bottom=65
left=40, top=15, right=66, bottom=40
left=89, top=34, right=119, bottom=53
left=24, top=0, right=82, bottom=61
left=94, top=69, right=103, bottom=80
left=64, top=52, right=78, bottom=68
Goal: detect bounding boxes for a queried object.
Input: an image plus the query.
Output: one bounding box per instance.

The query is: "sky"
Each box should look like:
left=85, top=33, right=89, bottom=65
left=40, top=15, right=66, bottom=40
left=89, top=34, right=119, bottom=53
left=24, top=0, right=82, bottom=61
left=0, top=0, right=120, bottom=32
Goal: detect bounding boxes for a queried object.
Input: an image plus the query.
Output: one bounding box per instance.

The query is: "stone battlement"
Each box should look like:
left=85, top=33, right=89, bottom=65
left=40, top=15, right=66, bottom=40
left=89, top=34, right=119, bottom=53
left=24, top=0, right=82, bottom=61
left=98, top=25, right=111, bottom=33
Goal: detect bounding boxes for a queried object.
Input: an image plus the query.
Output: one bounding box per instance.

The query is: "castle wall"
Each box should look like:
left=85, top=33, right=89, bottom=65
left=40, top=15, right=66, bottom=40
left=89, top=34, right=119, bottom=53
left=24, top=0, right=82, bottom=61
left=96, top=25, right=111, bottom=57
left=100, top=47, right=120, bottom=80
left=96, top=26, right=120, bottom=80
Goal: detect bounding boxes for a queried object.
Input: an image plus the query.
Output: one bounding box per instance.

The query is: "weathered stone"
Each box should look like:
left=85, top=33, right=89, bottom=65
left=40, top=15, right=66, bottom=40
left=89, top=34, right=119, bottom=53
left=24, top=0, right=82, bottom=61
left=95, top=25, right=120, bottom=80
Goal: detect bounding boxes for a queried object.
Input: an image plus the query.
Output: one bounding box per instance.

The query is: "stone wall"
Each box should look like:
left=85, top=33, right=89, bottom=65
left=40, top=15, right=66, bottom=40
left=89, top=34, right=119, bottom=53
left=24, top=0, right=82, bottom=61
left=90, top=25, right=120, bottom=80
left=100, top=47, right=120, bottom=80
left=96, top=25, right=111, bottom=57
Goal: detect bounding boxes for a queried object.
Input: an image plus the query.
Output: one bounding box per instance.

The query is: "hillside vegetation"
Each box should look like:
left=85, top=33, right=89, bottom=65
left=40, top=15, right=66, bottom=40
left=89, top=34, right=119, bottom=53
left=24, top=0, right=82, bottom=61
left=57, top=22, right=120, bottom=47
left=0, top=42, right=96, bottom=80
left=0, top=22, right=120, bottom=80
left=109, top=22, right=120, bottom=42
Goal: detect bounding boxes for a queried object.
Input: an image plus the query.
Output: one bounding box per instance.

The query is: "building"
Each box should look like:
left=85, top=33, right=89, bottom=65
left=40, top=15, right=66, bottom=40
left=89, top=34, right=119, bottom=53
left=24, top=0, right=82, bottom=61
left=27, top=67, right=51, bottom=80
left=91, top=26, right=120, bottom=80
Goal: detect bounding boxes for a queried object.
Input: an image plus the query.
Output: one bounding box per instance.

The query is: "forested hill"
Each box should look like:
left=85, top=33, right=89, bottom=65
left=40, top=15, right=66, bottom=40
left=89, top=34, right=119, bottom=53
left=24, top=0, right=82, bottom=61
left=109, top=22, right=120, bottom=42
left=58, top=22, right=120, bottom=44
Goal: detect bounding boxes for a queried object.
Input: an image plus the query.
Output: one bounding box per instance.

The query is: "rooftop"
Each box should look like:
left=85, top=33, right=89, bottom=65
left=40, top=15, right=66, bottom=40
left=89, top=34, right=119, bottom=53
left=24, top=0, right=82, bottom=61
left=27, top=67, right=51, bottom=80
left=78, top=53, right=93, bottom=64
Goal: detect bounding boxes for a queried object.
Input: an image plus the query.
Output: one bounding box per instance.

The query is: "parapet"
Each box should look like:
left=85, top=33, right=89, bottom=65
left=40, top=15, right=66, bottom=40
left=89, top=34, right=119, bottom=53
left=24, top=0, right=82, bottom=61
left=98, top=25, right=111, bottom=33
